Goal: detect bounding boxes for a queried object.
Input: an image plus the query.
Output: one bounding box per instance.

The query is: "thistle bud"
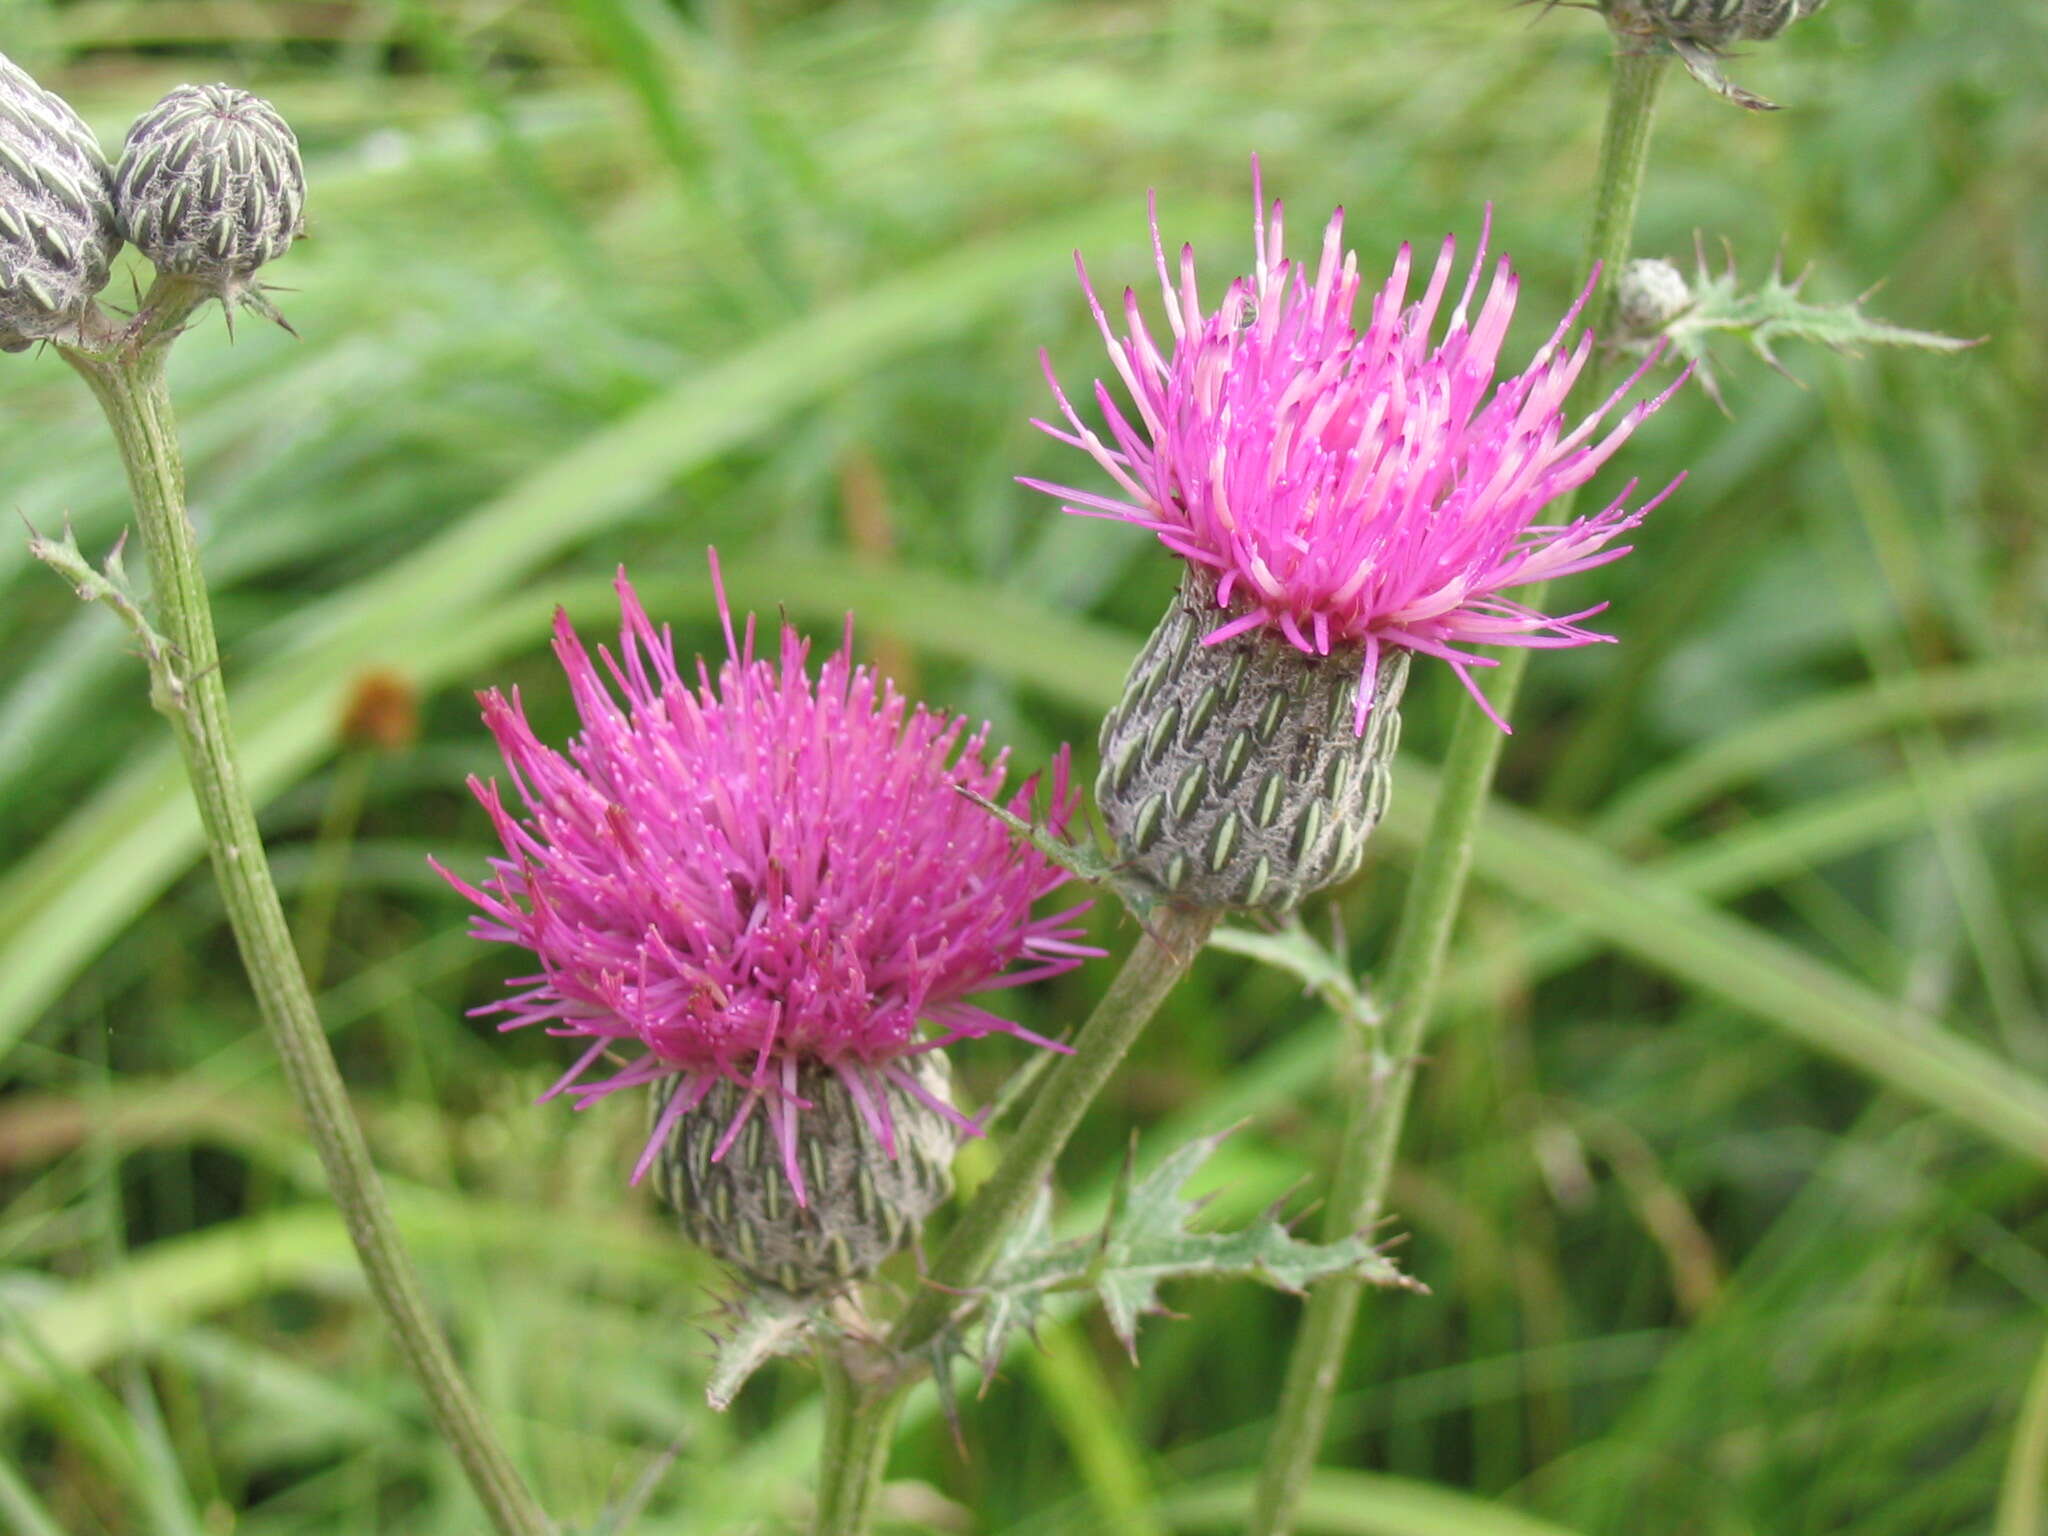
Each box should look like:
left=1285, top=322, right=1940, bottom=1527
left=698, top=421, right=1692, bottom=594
left=113, top=83, right=303, bottom=301
left=1616, top=257, right=1692, bottom=339
left=649, top=1055, right=959, bottom=1298
left=1096, top=576, right=1410, bottom=916
left=0, top=52, right=120, bottom=351
left=1632, top=0, right=1830, bottom=45
left=1606, top=0, right=1833, bottom=107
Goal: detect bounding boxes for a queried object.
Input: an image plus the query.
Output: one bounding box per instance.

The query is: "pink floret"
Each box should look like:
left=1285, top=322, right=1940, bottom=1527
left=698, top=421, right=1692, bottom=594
left=434, top=557, right=1095, bottom=1201
left=1023, top=160, right=1686, bottom=731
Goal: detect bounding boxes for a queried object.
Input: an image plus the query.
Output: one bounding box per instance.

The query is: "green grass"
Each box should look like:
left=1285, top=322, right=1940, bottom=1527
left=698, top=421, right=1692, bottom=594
left=1, top=0, right=2044, bottom=1532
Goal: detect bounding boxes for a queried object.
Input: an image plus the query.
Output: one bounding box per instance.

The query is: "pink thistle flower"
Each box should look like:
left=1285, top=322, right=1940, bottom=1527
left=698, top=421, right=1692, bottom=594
left=1022, top=161, right=1686, bottom=733
left=434, top=559, right=1093, bottom=1207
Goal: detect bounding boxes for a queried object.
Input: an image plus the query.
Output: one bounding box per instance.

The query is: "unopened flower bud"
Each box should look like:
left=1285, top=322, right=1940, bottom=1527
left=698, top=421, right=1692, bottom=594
left=0, top=52, right=119, bottom=352
left=649, top=1055, right=959, bottom=1298
left=1616, top=257, right=1692, bottom=339
left=1635, top=0, right=1829, bottom=44
left=1096, top=575, right=1410, bottom=916
left=1607, top=0, right=1832, bottom=107
left=114, top=83, right=304, bottom=299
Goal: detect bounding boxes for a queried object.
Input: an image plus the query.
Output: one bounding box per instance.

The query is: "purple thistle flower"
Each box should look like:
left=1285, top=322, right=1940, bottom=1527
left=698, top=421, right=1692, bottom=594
left=435, top=560, right=1093, bottom=1208
left=1023, top=161, right=1685, bottom=734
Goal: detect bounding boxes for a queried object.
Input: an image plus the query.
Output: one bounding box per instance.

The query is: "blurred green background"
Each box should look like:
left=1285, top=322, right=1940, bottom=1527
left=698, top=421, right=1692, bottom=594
left=1, top=0, right=2044, bottom=1532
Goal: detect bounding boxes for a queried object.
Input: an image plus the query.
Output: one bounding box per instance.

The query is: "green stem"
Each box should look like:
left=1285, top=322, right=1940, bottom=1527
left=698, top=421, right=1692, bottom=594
left=812, top=1348, right=902, bottom=1536
left=55, top=306, right=551, bottom=1536
left=807, top=903, right=1216, bottom=1535
left=1583, top=46, right=1668, bottom=340
left=892, top=903, right=1219, bottom=1356
left=1245, top=47, right=1669, bottom=1536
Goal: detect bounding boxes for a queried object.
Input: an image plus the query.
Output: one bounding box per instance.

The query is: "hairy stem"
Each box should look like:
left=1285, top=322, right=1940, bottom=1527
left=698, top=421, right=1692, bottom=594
left=1584, top=47, right=1669, bottom=338
left=1245, top=47, right=1670, bottom=1536
left=812, top=1347, right=903, bottom=1536
left=54, top=303, right=552, bottom=1536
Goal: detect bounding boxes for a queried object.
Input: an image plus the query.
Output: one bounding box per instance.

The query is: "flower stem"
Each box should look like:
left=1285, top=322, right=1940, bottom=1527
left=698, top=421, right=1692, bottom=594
left=1584, top=48, right=1670, bottom=339
left=892, top=902, right=1219, bottom=1357
left=812, top=1347, right=903, bottom=1536
left=55, top=310, right=552, bottom=1536
left=806, top=903, right=1216, bottom=1534
left=1244, top=47, right=1669, bottom=1536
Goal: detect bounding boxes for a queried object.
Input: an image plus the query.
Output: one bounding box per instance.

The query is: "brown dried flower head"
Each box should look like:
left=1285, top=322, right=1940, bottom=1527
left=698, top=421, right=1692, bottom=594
left=338, top=669, right=420, bottom=754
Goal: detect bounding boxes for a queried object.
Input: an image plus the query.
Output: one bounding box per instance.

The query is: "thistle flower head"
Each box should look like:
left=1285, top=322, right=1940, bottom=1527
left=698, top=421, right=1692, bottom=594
left=1025, top=164, right=1683, bottom=733
left=114, top=83, right=304, bottom=309
left=0, top=51, right=119, bottom=351
left=436, top=562, right=1092, bottom=1208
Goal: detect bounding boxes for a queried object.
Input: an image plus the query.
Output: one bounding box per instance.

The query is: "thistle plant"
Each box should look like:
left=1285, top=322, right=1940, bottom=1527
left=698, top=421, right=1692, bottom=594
left=430, top=563, right=1419, bottom=1530
left=752, top=148, right=1692, bottom=1534
left=14, top=54, right=550, bottom=1536
left=12, top=6, right=1985, bottom=1533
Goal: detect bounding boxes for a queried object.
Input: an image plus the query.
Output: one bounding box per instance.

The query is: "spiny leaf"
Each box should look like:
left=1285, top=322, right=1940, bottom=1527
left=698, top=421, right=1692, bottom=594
left=24, top=518, right=186, bottom=718
left=1634, top=238, right=1976, bottom=410
left=704, top=1287, right=818, bottom=1412
left=1669, top=37, right=1782, bottom=111
left=975, top=1182, right=1057, bottom=1392
left=975, top=1128, right=1421, bottom=1365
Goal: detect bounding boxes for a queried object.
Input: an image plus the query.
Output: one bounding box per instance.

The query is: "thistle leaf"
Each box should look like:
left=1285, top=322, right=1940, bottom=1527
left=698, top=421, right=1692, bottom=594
left=955, top=786, right=1136, bottom=902
left=975, top=1182, right=1057, bottom=1390
left=26, top=518, right=187, bottom=717
left=1637, top=240, right=1977, bottom=410
left=705, top=1287, right=817, bottom=1411
left=975, top=1127, right=1421, bottom=1366
left=1669, top=37, right=1781, bottom=111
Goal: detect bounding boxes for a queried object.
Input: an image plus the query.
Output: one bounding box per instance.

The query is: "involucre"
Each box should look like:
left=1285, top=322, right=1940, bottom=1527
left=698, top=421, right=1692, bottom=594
left=1096, top=579, right=1409, bottom=914
left=0, top=52, right=119, bottom=351
left=650, top=1057, right=961, bottom=1297
left=114, top=84, right=304, bottom=297
left=1623, top=0, right=1831, bottom=45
